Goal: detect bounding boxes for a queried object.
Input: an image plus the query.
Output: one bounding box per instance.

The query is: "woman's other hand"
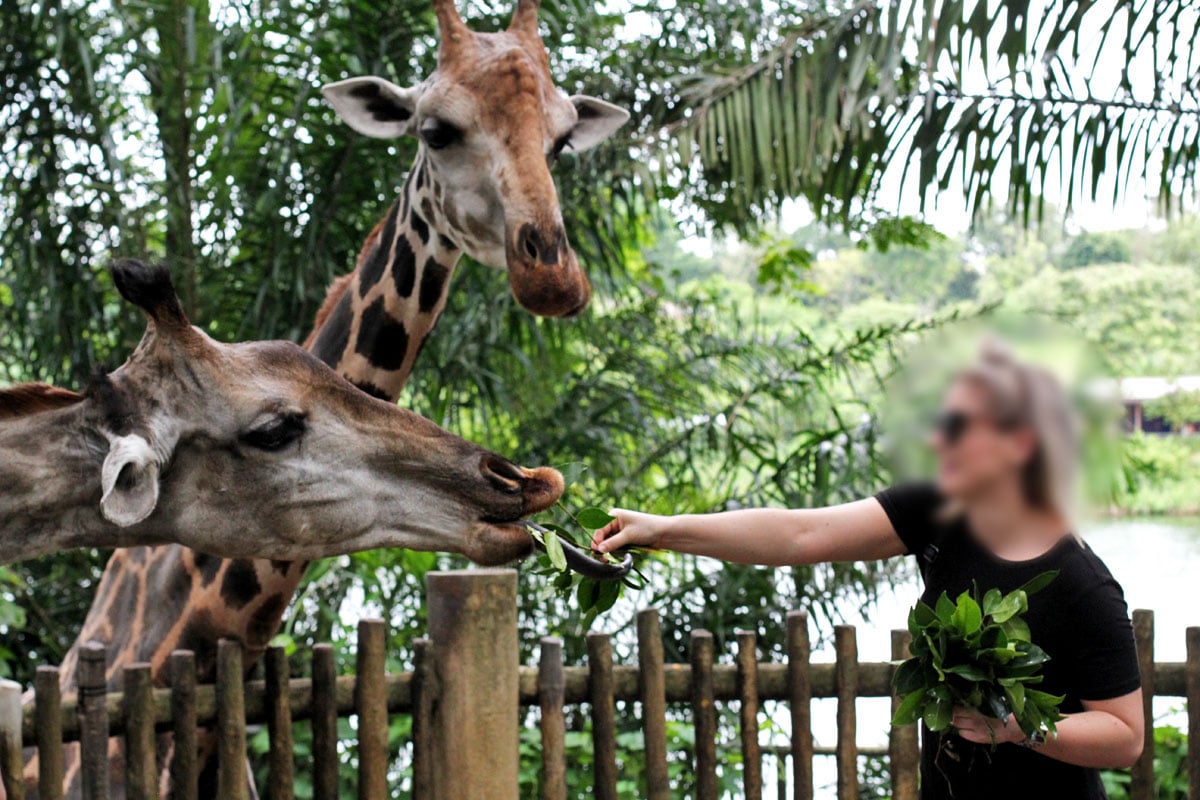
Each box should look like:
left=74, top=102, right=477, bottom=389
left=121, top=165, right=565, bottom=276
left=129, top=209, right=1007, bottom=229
left=952, top=707, right=1027, bottom=746
left=592, top=509, right=669, bottom=552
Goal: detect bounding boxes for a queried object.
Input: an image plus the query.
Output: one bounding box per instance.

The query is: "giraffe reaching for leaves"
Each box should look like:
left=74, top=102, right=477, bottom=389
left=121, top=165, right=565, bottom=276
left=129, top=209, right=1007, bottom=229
left=0, top=259, right=564, bottom=567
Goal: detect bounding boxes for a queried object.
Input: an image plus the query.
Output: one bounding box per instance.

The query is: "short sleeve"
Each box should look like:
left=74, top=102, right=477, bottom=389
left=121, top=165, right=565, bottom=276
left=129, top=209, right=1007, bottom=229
left=1067, top=579, right=1141, bottom=701
left=874, top=482, right=943, bottom=557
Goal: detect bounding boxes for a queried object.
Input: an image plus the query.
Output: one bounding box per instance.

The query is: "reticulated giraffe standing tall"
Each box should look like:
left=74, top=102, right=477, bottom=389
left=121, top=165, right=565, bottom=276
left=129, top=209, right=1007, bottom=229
left=25, top=0, right=628, bottom=796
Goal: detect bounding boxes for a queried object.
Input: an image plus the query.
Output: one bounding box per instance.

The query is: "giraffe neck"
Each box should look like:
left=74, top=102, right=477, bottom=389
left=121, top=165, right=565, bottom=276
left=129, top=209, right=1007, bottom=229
left=307, top=152, right=463, bottom=401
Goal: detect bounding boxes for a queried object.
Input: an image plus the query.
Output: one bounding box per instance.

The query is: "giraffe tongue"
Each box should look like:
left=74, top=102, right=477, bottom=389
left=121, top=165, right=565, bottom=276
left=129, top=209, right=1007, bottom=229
left=525, top=521, right=634, bottom=581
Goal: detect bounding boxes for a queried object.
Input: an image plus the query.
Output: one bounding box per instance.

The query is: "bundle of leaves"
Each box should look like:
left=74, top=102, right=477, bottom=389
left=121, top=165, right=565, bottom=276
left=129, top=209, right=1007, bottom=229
left=526, top=506, right=646, bottom=622
left=892, top=571, right=1065, bottom=743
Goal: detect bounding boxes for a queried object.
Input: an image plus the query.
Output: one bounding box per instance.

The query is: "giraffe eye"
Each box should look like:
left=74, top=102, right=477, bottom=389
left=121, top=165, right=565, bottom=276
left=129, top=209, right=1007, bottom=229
left=421, top=120, right=463, bottom=150
left=242, top=413, right=307, bottom=452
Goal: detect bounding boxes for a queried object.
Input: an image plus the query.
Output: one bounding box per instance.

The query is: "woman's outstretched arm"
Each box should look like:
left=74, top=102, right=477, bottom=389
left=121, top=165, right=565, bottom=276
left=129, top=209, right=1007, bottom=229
left=592, top=499, right=906, bottom=567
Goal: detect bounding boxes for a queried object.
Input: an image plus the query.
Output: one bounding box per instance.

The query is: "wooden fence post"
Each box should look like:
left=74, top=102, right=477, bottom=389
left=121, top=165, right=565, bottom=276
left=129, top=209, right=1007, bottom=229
left=585, top=633, right=618, bottom=800
left=426, top=569, right=519, bottom=800
left=636, top=608, right=670, bottom=800
left=1131, top=610, right=1154, bottom=800
left=216, top=641, right=248, bottom=800
left=123, top=663, right=158, bottom=800
left=538, top=637, right=566, bottom=800
left=78, top=641, right=109, bottom=800
left=169, top=651, right=198, bottom=800
left=356, top=619, right=388, bottom=800
left=35, top=666, right=64, bottom=800
left=0, top=677, right=23, bottom=800
left=834, top=625, right=859, bottom=800
left=888, top=630, right=919, bottom=800
left=1187, top=626, right=1199, bottom=798
left=787, top=611, right=813, bottom=800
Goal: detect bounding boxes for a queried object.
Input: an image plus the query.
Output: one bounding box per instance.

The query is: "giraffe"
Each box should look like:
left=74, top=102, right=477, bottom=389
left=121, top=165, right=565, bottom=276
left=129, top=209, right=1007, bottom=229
left=25, top=0, right=628, bottom=797
left=0, top=258, right=564, bottom=566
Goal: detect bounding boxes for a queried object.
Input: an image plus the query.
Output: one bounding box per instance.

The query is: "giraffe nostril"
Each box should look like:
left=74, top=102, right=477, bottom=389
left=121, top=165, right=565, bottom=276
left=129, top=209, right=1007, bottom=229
left=523, top=236, right=539, bottom=260
left=481, top=454, right=525, bottom=494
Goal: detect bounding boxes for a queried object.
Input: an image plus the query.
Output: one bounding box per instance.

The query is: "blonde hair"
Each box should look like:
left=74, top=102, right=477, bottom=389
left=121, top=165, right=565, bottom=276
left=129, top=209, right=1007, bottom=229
left=957, top=339, right=1080, bottom=523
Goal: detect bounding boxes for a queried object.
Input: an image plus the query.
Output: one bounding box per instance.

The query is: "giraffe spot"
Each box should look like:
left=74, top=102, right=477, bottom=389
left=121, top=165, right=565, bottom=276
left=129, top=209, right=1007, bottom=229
left=359, top=203, right=400, bottom=297
left=415, top=161, right=426, bottom=190
left=438, top=233, right=458, bottom=251
left=355, top=296, right=410, bottom=371
left=351, top=380, right=391, bottom=402
left=410, top=209, right=430, bottom=245
left=194, top=552, right=223, bottom=588
left=309, top=289, right=353, bottom=367
left=392, top=235, right=417, bottom=298
left=270, top=560, right=293, bottom=575
left=176, top=608, right=220, bottom=680
left=248, top=594, right=288, bottom=645
left=219, top=560, right=262, bottom=611
left=419, top=259, right=451, bottom=314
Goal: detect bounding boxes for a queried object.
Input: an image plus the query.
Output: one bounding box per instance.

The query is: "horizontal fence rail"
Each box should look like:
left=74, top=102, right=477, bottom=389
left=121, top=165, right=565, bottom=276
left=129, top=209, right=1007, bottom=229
left=0, top=572, right=1196, bottom=800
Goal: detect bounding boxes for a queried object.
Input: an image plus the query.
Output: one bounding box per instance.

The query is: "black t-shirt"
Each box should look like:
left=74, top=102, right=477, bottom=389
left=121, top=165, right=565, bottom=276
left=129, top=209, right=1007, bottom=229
left=876, top=483, right=1141, bottom=800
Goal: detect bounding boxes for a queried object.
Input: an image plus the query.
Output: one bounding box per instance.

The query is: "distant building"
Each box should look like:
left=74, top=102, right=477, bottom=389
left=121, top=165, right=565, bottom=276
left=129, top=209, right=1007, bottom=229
left=1110, top=376, right=1200, bottom=434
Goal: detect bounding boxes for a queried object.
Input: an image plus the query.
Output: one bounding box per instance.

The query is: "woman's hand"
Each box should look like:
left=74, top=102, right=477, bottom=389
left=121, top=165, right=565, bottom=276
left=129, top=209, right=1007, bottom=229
left=953, top=707, right=1026, bottom=746
left=592, top=509, right=670, bottom=552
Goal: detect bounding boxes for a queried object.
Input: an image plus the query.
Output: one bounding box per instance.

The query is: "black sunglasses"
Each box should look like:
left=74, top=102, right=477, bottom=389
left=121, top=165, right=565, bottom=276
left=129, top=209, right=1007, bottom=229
left=932, top=410, right=985, bottom=445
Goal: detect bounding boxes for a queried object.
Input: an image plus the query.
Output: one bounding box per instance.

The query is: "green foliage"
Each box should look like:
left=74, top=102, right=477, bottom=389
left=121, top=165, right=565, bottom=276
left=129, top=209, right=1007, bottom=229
left=1116, top=435, right=1200, bottom=515
left=1101, top=723, right=1189, bottom=800
left=676, top=1, right=1200, bottom=228
left=1061, top=232, right=1134, bottom=269
left=892, top=572, right=1064, bottom=740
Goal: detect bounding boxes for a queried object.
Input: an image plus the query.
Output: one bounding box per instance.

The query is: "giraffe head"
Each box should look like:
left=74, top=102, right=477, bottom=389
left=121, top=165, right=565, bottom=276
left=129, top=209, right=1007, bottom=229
left=322, top=0, right=628, bottom=318
left=0, top=260, right=564, bottom=565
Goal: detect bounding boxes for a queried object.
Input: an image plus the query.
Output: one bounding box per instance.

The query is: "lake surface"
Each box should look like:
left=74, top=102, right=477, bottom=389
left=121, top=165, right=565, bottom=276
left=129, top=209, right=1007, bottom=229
left=799, top=516, right=1200, bottom=797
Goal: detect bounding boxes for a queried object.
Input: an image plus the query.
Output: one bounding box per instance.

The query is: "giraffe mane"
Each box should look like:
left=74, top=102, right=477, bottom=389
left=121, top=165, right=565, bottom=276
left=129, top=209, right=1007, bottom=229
left=0, top=382, right=84, bottom=420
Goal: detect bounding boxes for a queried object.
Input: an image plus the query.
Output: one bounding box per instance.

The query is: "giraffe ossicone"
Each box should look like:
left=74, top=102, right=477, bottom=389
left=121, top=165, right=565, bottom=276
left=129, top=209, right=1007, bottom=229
left=0, top=259, right=564, bottom=566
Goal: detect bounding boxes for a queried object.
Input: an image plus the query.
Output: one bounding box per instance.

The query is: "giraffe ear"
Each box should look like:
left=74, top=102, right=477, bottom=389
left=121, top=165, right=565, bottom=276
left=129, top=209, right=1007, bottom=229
left=323, top=77, right=420, bottom=139
left=564, top=96, right=629, bottom=153
left=100, top=434, right=161, bottom=527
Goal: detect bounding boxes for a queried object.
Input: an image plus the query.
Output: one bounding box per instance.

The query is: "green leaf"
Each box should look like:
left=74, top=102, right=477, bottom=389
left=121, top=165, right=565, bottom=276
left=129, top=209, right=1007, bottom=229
left=990, top=590, right=1028, bottom=623
left=924, top=690, right=954, bottom=732
left=892, top=658, right=926, bottom=695
left=945, top=664, right=988, bottom=681
left=935, top=592, right=956, bottom=623
left=891, top=690, right=925, bottom=726
left=576, top=507, right=617, bottom=530
left=951, top=591, right=983, bottom=635
left=1017, top=570, right=1060, bottom=598
left=594, top=580, right=621, bottom=614
left=981, top=588, right=1002, bottom=616
left=543, top=530, right=567, bottom=571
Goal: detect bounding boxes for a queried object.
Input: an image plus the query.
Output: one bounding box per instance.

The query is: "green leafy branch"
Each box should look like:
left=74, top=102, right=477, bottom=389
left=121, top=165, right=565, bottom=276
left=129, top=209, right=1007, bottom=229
left=892, top=571, right=1065, bottom=743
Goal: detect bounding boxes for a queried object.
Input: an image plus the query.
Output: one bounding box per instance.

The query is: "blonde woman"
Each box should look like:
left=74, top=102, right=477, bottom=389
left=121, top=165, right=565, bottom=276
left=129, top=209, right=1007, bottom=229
left=594, top=343, right=1143, bottom=798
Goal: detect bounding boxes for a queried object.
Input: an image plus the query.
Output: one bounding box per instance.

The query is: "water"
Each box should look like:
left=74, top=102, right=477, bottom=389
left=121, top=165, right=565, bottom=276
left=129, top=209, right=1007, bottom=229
left=798, top=516, right=1200, bottom=796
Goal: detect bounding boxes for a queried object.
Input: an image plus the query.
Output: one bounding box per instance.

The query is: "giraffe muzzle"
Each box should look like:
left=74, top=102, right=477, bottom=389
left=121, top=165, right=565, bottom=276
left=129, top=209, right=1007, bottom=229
left=506, top=223, right=592, bottom=317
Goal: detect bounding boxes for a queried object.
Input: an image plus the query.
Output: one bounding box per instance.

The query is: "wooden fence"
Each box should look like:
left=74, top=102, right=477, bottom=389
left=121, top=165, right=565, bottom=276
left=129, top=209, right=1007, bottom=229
left=0, top=569, right=1197, bottom=799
